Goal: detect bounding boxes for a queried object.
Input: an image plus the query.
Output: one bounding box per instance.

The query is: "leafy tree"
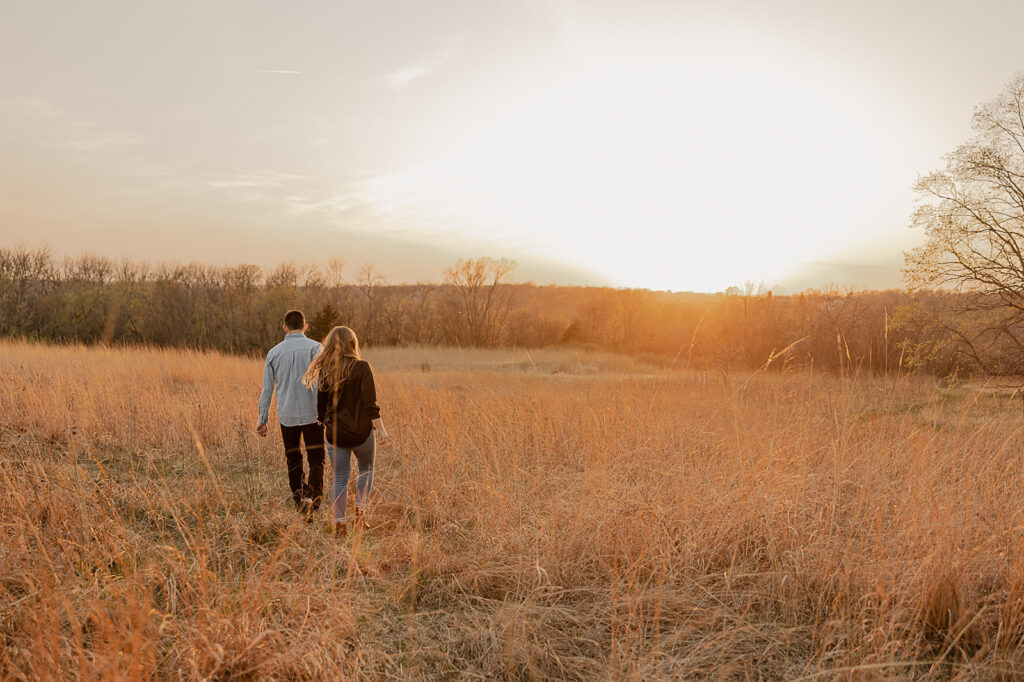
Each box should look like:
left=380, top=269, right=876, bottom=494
left=307, top=303, right=340, bottom=342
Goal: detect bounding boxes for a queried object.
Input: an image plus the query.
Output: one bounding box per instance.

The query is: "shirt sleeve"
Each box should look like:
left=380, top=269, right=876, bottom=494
left=360, top=363, right=381, bottom=421
left=257, top=351, right=275, bottom=424
left=317, top=388, right=329, bottom=424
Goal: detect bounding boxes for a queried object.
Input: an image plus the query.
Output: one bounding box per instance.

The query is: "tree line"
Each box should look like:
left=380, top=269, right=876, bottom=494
left=0, top=245, right=993, bottom=378
left=8, top=76, right=1024, bottom=377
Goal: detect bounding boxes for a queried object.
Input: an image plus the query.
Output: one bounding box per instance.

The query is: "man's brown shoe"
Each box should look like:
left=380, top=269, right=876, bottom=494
left=299, top=498, right=314, bottom=524
left=333, top=521, right=348, bottom=538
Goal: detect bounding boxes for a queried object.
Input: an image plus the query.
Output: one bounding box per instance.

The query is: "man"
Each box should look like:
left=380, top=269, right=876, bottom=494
left=257, top=309, right=324, bottom=521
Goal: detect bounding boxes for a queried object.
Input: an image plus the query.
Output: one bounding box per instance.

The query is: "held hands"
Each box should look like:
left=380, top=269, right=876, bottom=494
left=256, top=422, right=268, bottom=438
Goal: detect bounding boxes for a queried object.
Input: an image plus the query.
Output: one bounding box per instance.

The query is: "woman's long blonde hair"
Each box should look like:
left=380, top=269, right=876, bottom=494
left=302, top=325, right=361, bottom=391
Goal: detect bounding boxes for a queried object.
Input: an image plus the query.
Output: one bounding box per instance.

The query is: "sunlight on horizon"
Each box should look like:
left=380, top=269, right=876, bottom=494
left=354, top=20, right=913, bottom=292
left=3, top=0, right=1021, bottom=292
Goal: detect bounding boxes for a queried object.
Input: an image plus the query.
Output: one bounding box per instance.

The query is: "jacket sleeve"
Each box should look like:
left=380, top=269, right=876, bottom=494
left=257, top=351, right=275, bottom=424
left=360, top=363, right=381, bottom=421
left=317, top=388, right=329, bottom=424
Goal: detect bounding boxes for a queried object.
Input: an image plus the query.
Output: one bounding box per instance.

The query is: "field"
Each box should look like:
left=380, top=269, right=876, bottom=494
left=2, top=340, right=1024, bottom=680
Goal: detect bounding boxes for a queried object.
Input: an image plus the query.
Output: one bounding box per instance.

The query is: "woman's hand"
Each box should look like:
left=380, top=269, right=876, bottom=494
left=373, top=418, right=389, bottom=445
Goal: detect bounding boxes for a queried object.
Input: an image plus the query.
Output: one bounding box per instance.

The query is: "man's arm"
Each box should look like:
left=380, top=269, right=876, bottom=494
left=256, top=352, right=275, bottom=435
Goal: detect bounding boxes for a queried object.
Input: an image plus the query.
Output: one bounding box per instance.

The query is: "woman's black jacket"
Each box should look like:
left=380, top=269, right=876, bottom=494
left=316, top=360, right=381, bottom=447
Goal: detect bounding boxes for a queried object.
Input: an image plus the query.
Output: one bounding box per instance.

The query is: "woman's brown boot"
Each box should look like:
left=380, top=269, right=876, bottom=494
left=333, top=521, right=347, bottom=538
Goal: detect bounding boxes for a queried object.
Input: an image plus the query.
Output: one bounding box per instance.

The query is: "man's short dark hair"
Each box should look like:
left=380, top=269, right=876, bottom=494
left=284, top=310, right=305, bottom=330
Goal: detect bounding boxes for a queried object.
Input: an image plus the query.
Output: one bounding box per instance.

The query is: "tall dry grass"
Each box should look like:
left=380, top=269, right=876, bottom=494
left=2, top=339, right=1024, bottom=679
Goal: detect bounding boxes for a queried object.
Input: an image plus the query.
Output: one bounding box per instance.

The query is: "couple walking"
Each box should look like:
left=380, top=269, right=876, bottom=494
left=256, top=310, right=390, bottom=537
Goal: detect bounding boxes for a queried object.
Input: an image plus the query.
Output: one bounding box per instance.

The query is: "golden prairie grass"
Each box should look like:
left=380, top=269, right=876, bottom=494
left=2, top=340, right=1024, bottom=679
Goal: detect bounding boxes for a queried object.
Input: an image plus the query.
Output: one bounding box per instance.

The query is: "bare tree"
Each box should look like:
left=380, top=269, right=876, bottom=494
left=325, top=258, right=345, bottom=288
left=905, top=73, right=1024, bottom=372
left=0, top=247, right=57, bottom=336
left=266, top=262, right=299, bottom=289
left=357, top=264, right=387, bottom=344
left=300, top=262, right=326, bottom=290
left=443, top=257, right=517, bottom=346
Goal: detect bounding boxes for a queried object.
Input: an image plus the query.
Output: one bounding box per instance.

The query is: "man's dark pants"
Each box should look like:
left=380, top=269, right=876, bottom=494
left=280, top=423, right=326, bottom=509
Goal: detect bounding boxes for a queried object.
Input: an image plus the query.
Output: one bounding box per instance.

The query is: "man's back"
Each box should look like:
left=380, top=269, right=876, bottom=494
left=259, top=332, right=321, bottom=427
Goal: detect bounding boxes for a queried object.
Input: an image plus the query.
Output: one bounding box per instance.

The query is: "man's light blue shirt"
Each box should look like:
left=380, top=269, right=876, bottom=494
left=258, top=331, right=322, bottom=427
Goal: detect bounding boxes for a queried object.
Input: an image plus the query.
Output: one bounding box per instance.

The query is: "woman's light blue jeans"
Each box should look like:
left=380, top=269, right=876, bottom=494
left=325, top=434, right=375, bottom=522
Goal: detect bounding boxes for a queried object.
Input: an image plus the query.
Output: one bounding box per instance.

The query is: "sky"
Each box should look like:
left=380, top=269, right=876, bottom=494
left=2, top=0, right=1024, bottom=293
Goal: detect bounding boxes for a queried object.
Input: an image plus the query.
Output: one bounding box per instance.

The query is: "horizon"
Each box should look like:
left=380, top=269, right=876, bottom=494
left=4, top=0, right=1024, bottom=292
left=4, top=244, right=916, bottom=296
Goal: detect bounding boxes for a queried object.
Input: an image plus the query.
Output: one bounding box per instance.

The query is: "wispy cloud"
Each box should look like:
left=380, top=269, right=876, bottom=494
left=0, top=97, right=142, bottom=151
left=387, top=35, right=464, bottom=89
left=388, top=63, right=437, bottom=89
left=204, top=171, right=305, bottom=191
left=2, top=97, right=62, bottom=119
left=283, top=194, right=353, bottom=215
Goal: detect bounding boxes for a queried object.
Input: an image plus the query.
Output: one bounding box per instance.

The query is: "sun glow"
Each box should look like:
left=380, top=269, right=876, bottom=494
left=357, top=22, right=900, bottom=292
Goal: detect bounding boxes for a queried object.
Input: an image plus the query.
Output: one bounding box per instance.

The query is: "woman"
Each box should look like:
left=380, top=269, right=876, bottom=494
left=302, top=326, right=389, bottom=538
